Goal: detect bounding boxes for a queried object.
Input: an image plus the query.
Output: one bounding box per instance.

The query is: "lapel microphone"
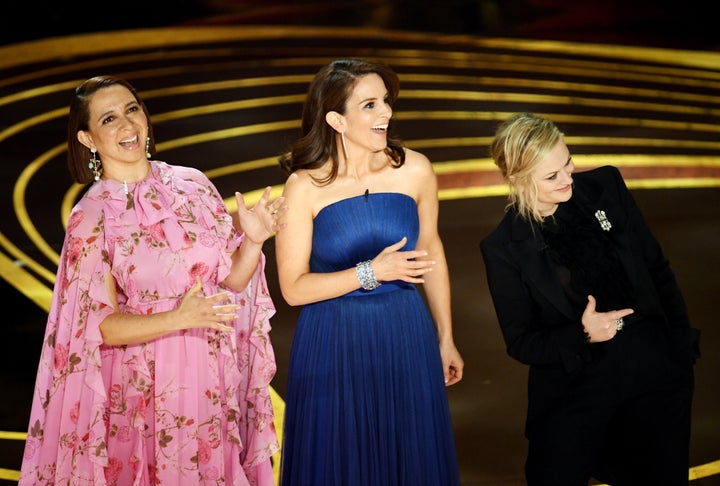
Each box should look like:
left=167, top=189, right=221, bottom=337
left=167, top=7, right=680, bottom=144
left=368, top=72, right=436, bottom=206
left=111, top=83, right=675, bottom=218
left=364, top=188, right=369, bottom=202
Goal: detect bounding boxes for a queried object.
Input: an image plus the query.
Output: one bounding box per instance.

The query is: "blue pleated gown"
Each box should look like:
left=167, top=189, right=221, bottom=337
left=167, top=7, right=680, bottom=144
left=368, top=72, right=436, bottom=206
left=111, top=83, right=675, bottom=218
left=280, top=192, right=461, bottom=486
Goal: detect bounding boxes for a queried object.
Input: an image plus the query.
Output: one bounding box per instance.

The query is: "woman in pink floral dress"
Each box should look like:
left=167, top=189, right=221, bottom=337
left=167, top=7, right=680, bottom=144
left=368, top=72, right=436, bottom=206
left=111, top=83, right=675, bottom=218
left=19, top=75, right=285, bottom=486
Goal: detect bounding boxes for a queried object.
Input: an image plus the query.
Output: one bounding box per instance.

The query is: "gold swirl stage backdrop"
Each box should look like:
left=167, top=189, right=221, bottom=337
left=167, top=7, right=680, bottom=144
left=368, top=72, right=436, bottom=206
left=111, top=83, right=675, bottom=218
left=0, top=25, right=719, bottom=485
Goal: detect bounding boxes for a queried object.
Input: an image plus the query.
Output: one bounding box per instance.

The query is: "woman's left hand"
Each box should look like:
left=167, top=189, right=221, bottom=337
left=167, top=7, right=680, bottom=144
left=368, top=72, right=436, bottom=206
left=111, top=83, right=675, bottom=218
left=440, top=340, right=464, bottom=386
left=235, top=186, right=287, bottom=244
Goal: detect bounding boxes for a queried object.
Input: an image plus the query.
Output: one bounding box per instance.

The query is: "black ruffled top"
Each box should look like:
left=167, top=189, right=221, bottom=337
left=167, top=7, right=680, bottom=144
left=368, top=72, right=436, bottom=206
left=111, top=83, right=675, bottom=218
left=540, top=201, right=635, bottom=316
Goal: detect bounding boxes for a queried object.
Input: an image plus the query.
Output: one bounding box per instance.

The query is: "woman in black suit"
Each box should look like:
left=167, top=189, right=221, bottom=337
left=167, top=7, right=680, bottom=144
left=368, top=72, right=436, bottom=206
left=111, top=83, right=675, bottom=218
left=480, top=113, right=700, bottom=486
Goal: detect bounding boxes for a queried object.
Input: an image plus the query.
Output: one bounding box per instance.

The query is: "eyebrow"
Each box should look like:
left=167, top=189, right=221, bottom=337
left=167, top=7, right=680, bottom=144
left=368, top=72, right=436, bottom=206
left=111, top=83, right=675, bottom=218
left=96, top=101, right=138, bottom=122
left=356, top=90, right=388, bottom=106
left=356, top=96, right=377, bottom=105
left=540, top=155, right=572, bottom=179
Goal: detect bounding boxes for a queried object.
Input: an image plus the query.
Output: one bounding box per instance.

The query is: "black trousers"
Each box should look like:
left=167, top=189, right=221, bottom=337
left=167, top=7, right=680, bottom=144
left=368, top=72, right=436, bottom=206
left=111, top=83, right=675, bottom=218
left=525, top=319, right=695, bottom=486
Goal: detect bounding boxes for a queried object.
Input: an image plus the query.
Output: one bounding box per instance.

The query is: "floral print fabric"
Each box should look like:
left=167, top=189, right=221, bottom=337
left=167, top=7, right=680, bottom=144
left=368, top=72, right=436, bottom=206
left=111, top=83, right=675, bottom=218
left=19, top=161, right=278, bottom=485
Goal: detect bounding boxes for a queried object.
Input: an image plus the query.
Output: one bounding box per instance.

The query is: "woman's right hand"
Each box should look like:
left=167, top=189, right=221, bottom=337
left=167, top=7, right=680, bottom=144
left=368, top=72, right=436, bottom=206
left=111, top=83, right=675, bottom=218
left=581, top=295, right=634, bottom=343
left=174, top=279, right=239, bottom=332
left=371, top=237, right=436, bottom=284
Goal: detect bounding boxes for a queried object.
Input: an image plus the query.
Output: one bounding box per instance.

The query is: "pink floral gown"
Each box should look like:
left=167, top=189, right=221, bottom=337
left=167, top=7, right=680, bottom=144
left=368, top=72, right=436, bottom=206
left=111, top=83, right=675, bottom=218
left=19, top=161, right=278, bottom=485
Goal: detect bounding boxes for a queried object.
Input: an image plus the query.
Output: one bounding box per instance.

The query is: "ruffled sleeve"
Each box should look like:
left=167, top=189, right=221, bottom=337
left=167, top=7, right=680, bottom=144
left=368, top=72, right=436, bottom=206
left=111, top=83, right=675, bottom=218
left=169, top=162, right=279, bottom=471
left=20, top=198, right=116, bottom=484
left=234, top=253, right=279, bottom=470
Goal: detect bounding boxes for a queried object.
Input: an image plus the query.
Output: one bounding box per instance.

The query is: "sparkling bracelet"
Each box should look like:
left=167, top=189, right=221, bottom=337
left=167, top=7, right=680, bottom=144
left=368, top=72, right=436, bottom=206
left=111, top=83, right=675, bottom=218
left=355, top=260, right=381, bottom=290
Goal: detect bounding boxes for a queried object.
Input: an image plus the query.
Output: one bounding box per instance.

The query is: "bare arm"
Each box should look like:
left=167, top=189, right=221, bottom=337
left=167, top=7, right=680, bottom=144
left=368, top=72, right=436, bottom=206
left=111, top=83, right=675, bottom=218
left=223, top=187, right=287, bottom=292
left=275, top=173, right=362, bottom=305
left=412, top=152, right=464, bottom=386
left=99, top=277, right=239, bottom=346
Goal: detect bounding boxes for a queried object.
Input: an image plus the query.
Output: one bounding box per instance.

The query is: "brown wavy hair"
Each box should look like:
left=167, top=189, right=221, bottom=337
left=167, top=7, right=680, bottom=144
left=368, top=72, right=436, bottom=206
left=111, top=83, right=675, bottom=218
left=278, top=59, right=406, bottom=185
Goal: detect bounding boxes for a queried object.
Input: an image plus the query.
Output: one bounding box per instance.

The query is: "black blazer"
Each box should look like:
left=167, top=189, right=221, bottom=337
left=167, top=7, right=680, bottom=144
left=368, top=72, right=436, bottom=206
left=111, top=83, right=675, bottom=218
left=480, top=166, right=700, bottom=424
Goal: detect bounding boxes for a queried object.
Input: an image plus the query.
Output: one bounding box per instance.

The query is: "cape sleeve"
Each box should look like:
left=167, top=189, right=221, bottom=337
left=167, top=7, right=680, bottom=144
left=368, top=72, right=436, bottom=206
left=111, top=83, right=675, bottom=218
left=234, top=252, right=280, bottom=472
left=20, top=200, right=116, bottom=484
left=183, top=166, right=280, bottom=472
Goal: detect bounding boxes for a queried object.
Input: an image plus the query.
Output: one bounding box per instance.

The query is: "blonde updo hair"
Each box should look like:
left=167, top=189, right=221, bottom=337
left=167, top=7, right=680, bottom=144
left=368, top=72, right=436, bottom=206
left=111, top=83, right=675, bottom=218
left=490, top=113, right=563, bottom=223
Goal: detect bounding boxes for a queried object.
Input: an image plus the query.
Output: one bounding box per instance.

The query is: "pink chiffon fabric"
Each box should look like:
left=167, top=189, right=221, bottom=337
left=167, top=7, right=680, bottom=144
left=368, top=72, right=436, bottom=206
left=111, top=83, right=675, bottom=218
left=19, top=161, right=278, bottom=485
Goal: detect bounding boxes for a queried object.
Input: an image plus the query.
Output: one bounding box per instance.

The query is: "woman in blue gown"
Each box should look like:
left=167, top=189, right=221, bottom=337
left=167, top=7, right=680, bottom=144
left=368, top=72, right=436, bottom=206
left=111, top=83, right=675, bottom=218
left=275, top=59, right=464, bottom=485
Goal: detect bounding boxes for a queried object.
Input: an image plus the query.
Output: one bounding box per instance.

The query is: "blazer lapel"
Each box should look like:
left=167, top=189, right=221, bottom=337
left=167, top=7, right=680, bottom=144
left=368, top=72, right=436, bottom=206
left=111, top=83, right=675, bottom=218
left=507, top=214, right=577, bottom=320
left=572, top=171, right=640, bottom=291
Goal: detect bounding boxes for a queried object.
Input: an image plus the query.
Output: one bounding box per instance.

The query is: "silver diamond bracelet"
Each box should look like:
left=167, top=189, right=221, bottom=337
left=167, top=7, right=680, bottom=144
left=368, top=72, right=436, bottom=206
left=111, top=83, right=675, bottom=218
left=355, top=260, right=381, bottom=290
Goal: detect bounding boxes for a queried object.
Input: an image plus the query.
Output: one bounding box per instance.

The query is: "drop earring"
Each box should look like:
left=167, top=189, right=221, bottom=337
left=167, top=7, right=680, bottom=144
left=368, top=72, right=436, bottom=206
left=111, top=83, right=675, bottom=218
left=340, top=131, right=349, bottom=160
left=88, top=148, right=101, bottom=181
left=145, top=136, right=152, bottom=159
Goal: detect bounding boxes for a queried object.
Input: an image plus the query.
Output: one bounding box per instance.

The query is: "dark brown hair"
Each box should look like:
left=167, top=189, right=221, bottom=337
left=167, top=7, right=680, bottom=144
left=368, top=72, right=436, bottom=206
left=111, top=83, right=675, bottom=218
left=278, top=59, right=405, bottom=185
left=67, top=75, right=156, bottom=184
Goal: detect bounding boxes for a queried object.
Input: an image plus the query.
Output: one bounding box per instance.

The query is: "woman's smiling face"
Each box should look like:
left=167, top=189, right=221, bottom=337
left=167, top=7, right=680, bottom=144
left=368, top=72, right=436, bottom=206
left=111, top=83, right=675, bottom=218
left=341, top=73, right=393, bottom=154
left=531, top=138, right=575, bottom=216
left=79, top=84, right=148, bottom=168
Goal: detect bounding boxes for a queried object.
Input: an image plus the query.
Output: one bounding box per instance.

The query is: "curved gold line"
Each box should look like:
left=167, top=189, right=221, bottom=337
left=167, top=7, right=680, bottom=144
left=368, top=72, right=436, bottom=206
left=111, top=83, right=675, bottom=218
left=400, top=74, right=720, bottom=105
left=223, top=185, right=286, bottom=214
left=572, top=154, right=720, bottom=168
left=141, top=76, right=314, bottom=98
left=476, top=37, right=720, bottom=70
left=155, top=120, right=299, bottom=151
left=0, top=468, right=19, bottom=481
left=0, top=108, right=67, bottom=142
left=1, top=47, right=718, bottom=103
left=0, top=250, right=53, bottom=309
left=402, top=89, right=720, bottom=117
left=3, top=70, right=717, bottom=119
left=60, top=184, right=86, bottom=233
left=409, top=137, right=720, bottom=152
left=430, top=155, right=720, bottom=172
left=1, top=25, right=719, bottom=74
left=400, top=110, right=720, bottom=134
left=204, top=157, right=279, bottom=179
left=151, top=96, right=305, bottom=123
left=387, top=55, right=720, bottom=88
left=11, top=143, right=66, bottom=279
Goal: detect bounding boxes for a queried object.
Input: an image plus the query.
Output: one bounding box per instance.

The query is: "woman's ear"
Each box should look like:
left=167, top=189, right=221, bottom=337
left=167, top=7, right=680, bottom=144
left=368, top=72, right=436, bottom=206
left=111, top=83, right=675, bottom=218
left=77, top=130, right=93, bottom=150
left=325, top=111, right=344, bottom=132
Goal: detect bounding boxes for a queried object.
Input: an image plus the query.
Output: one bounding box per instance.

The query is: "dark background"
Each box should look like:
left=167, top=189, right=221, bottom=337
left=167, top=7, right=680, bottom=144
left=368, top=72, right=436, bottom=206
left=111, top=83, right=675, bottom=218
left=2, top=0, right=718, bottom=51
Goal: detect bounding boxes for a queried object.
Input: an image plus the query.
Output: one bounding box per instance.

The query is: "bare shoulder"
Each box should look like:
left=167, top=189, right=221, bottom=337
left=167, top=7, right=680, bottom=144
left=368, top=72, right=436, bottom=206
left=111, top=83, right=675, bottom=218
left=282, top=169, right=322, bottom=217
left=402, top=148, right=434, bottom=176
left=403, top=147, right=432, bottom=165
left=283, top=170, right=314, bottom=196
left=400, top=148, right=436, bottom=184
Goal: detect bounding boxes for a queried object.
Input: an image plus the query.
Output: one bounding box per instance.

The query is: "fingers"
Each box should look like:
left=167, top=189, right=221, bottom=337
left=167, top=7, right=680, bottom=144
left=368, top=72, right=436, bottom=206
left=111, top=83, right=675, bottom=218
left=259, top=185, right=272, bottom=203
left=444, top=366, right=463, bottom=386
left=234, top=191, right=247, bottom=211
left=211, top=303, right=240, bottom=317
left=192, top=286, right=239, bottom=321
left=373, top=243, right=435, bottom=283
left=204, top=289, right=233, bottom=302
left=585, top=295, right=597, bottom=312
left=184, top=278, right=204, bottom=298
left=207, top=292, right=239, bottom=320
left=383, top=236, right=408, bottom=253
left=616, top=308, right=635, bottom=320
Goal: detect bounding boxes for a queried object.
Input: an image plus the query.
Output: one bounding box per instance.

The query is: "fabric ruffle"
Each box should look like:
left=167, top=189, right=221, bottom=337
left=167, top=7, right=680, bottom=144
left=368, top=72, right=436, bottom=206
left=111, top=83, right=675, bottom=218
left=19, top=161, right=277, bottom=485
